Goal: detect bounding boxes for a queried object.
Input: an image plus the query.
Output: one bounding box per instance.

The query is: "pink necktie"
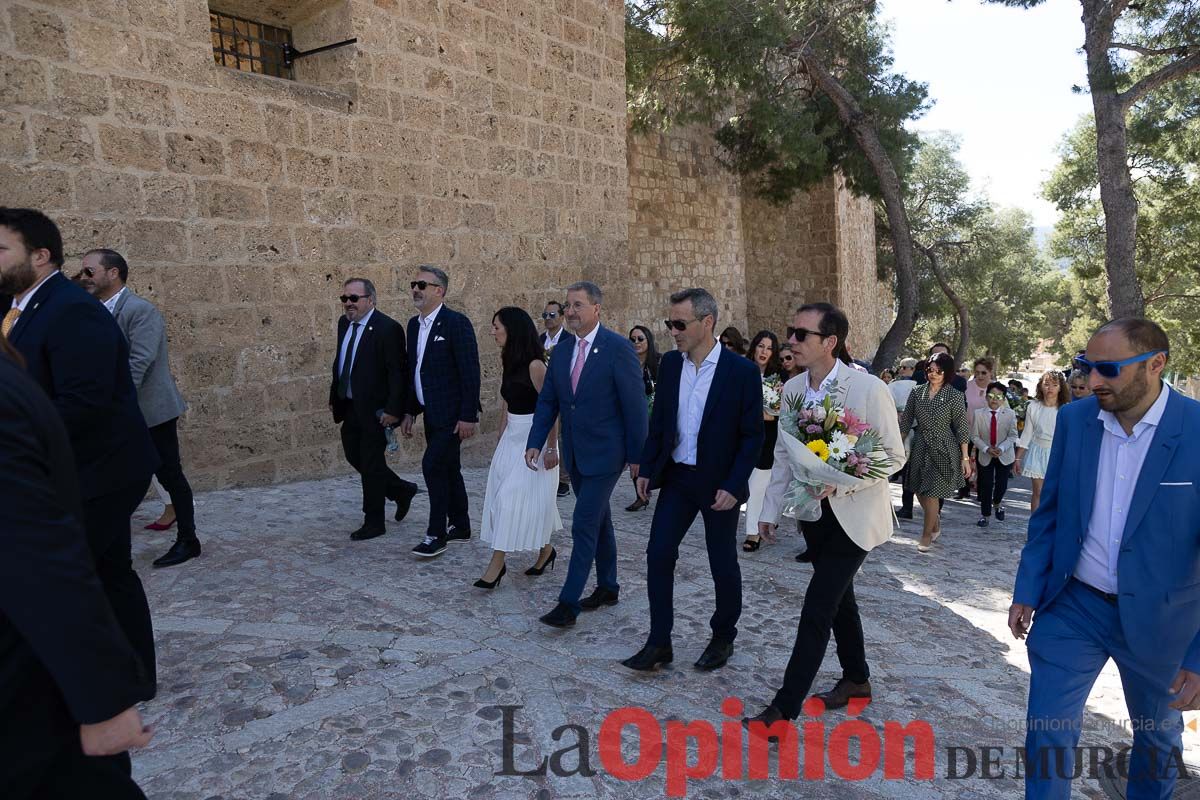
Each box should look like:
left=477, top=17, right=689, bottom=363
left=571, top=338, right=589, bottom=392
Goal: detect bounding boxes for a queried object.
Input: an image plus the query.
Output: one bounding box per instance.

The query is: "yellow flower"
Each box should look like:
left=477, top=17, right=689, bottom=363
left=806, top=439, right=831, bottom=462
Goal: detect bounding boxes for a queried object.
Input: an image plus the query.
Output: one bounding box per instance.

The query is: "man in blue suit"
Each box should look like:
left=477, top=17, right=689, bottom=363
left=1010, top=318, right=1200, bottom=800
left=526, top=281, right=648, bottom=628
left=401, top=265, right=481, bottom=558
left=623, top=288, right=763, bottom=671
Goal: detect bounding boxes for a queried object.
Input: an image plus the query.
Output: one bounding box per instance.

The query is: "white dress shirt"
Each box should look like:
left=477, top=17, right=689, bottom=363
left=543, top=328, right=563, bottom=349
left=570, top=324, right=600, bottom=374
left=671, top=341, right=721, bottom=465
left=804, top=358, right=841, bottom=405
left=414, top=303, right=442, bottom=407
left=1074, top=383, right=1170, bottom=594
left=102, top=286, right=127, bottom=315
left=337, top=308, right=373, bottom=399
left=11, top=271, right=58, bottom=313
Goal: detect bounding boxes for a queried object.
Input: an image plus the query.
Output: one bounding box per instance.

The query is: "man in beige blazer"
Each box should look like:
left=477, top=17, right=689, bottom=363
left=744, top=302, right=906, bottom=728
left=970, top=380, right=1018, bottom=528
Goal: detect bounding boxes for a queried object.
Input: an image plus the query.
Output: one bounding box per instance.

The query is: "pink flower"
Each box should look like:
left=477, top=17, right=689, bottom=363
left=806, top=424, right=823, bottom=435
left=855, top=462, right=868, bottom=476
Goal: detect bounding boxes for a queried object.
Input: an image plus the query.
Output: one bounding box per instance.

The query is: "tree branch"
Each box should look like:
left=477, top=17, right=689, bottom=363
left=1110, top=41, right=1193, bottom=58
left=1147, top=293, right=1200, bottom=304
left=1119, top=50, right=1200, bottom=111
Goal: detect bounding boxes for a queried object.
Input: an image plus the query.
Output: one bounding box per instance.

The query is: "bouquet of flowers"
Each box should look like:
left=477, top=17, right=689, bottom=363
left=777, top=381, right=895, bottom=521
left=762, top=374, right=783, bottom=417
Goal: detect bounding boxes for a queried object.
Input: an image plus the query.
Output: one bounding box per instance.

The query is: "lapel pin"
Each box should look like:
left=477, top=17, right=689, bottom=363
left=593, top=347, right=599, bottom=354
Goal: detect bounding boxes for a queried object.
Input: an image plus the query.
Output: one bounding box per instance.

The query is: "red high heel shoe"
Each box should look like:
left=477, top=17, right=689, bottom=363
left=145, top=518, right=177, bottom=531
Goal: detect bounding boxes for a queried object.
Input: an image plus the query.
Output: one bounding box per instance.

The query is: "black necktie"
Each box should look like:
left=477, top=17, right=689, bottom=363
left=338, top=322, right=361, bottom=399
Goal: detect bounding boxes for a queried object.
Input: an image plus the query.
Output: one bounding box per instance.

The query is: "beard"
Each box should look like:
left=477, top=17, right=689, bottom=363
left=1095, top=363, right=1151, bottom=413
left=0, top=254, right=36, bottom=296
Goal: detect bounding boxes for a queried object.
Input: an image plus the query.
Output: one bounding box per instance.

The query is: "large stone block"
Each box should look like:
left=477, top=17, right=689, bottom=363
left=98, top=124, right=164, bottom=171
left=196, top=179, right=267, bottom=221
left=32, top=114, right=94, bottom=163
left=228, top=140, right=283, bottom=184
left=73, top=169, right=142, bottom=214
left=112, top=77, right=176, bottom=127
left=125, top=219, right=187, bottom=263
left=0, top=112, right=29, bottom=159
left=140, top=175, right=192, bottom=219
left=176, top=88, right=265, bottom=140
left=10, top=6, right=69, bottom=59
left=285, top=148, right=338, bottom=187
left=49, top=66, right=110, bottom=117
left=0, top=54, right=48, bottom=108
left=166, top=132, right=225, bottom=175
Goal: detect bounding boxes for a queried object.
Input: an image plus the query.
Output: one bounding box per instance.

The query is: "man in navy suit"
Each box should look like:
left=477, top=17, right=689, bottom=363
left=623, top=288, right=763, bottom=671
left=400, top=265, right=481, bottom=558
left=1, top=208, right=159, bottom=696
left=330, top=277, right=419, bottom=541
left=1010, top=318, right=1200, bottom=799
left=525, top=281, right=649, bottom=628
left=1, top=340, right=155, bottom=799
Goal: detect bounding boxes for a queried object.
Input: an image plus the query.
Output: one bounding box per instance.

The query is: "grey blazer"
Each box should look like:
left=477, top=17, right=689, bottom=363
left=112, top=289, right=187, bottom=428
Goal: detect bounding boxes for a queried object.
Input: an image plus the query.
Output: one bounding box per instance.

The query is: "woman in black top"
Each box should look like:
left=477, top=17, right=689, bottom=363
left=742, top=330, right=786, bottom=551
left=474, top=308, right=562, bottom=588
left=625, top=325, right=660, bottom=511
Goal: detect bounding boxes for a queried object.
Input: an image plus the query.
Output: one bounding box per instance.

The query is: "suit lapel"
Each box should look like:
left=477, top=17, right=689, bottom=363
left=1121, top=390, right=1183, bottom=543
left=697, top=348, right=733, bottom=437
left=572, top=330, right=602, bottom=397
left=112, top=288, right=132, bottom=321
left=1078, top=413, right=1103, bottom=530
left=352, top=317, right=375, bottom=376
left=9, top=272, right=63, bottom=343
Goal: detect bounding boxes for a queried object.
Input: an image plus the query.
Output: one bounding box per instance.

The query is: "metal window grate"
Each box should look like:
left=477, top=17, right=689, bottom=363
left=210, top=11, right=293, bottom=79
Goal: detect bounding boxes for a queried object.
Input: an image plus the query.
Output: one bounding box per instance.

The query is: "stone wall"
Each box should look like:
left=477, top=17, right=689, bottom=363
left=1, top=0, right=629, bottom=486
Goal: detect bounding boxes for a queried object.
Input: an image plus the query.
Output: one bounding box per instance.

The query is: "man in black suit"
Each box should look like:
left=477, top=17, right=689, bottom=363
left=0, top=208, right=159, bottom=689
left=330, top=277, right=419, bottom=541
left=624, top=288, right=763, bottom=671
left=400, top=265, right=481, bottom=558
left=1, top=337, right=155, bottom=799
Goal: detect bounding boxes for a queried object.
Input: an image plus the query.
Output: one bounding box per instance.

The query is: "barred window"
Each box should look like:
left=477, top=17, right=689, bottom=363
left=210, top=11, right=293, bottom=80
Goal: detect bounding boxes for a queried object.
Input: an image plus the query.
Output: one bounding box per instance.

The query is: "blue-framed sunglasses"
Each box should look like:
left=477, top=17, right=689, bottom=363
left=1072, top=350, right=1164, bottom=379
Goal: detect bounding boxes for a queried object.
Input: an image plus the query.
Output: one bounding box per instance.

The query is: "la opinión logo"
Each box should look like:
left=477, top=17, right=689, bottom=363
left=493, top=697, right=936, bottom=796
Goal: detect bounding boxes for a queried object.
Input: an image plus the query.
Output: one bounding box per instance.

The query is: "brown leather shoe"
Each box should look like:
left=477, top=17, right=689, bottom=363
left=812, top=678, right=871, bottom=710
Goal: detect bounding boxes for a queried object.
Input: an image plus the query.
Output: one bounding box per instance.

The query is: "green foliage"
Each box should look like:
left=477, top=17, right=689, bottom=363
left=625, top=0, right=929, bottom=203
left=1045, top=71, right=1200, bottom=372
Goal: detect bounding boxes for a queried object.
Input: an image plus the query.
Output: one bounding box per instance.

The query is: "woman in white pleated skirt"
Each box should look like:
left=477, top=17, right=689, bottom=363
left=474, top=307, right=562, bottom=589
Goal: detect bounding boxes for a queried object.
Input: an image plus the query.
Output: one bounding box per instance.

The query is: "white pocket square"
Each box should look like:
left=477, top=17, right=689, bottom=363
left=1160, top=482, right=1193, bottom=486
left=434, top=335, right=446, bottom=342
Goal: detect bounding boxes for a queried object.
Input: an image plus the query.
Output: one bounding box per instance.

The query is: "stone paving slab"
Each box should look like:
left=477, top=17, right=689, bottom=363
left=128, top=469, right=1199, bottom=799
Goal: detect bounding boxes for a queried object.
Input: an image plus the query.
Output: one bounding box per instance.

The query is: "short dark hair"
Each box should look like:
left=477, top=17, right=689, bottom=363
left=669, top=287, right=719, bottom=324
left=986, top=381, right=1008, bottom=395
left=344, top=277, right=377, bottom=299
left=417, top=265, right=450, bottom=292
left=545, top=300, right=564, bottom=314
left=973, top=357, right=994, bottom=373
left=85, top=248, right=129, bottom=282
left=1096, top=317, right=1170, bottom=365
left=928, top=342, right=951, bottom=355
left=797, top=302, right=852, bottom=365
left=927, top=352, right=956, bottom=377
left=0, top=208, right=64, bottom=267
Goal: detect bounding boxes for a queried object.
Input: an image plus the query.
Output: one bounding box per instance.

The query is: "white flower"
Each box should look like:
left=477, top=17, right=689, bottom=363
left=812, top=406, right=827, bottom=422
left=827, top=431, right=852, bottom=462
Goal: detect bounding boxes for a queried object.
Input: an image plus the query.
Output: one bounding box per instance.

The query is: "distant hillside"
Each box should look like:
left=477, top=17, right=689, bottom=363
left=1034, top=225, right=1071, bottom=272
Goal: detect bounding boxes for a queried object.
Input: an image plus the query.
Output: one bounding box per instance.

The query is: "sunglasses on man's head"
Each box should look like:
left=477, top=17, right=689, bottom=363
left=665, top=318, right=699, bottom=332
left=410, top=280, right=441, bottom=290
left=787, top=327, right=826, bottom=341
left=542, top=311, right=558, bottom=319
left=339, top=294, right=369, bottom=303
left=1072, top=350, right=1164, bottom=379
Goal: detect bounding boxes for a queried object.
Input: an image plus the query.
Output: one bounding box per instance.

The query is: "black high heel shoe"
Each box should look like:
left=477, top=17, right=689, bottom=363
left=473, top=564, right=506, bottom=589
left=524, top=547, right=557, bottom=576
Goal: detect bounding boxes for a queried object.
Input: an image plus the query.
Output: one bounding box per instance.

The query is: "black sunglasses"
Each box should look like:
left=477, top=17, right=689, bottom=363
left=542, top=311, right=559, bottom=319
left=664, top=318, right=700, bottom=332
left=1073, top=350, right=1164, bottom=379
left=411, top=280, right=442, bottom=290
left=787, top=326, right=827, bottom=341
left=339, top=294, right=369, bottom=303
left=81, top=266, right=114, bottom=278
left=629, top=335, right=646, bottom=343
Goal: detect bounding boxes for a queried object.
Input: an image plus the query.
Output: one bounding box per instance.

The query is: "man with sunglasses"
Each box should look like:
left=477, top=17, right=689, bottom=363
left=1010, top=318, right=1200, bottom=799
left=540, top=301, right=570, bottom=497
left=402, top=266, right=481, bottom=558
left=80, top=249, right=200, bottom=568
left=525, top=281, right=647, bottom=628
left=329, top=278, right=419, bottom=542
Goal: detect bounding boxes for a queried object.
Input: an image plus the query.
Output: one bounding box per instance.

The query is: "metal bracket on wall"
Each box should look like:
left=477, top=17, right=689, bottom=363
left=281, top=38, right=358, bottom=68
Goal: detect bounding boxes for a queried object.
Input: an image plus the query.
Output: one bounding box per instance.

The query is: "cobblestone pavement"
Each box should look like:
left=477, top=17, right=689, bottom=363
left=130, top=469, right=1198, bottom=799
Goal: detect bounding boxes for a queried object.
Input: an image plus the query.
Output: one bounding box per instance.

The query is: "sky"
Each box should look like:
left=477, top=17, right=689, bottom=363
left=878, top=0, right=1095, bottom=227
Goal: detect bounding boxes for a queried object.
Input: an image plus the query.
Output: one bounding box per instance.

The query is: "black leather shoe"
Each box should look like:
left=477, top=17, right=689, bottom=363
left=622, top=643, right=674, bottom=671
left=794, top=550, right=813, bottom=563
left=977, top=516, right=989, bottom=528
left=152, top=536, right=201, bottom=568
left=579, top=587, right=619, bottom=610
left=995, top=506, right=1006, bottom=521
left=394, top=483, right=418, bottom=522
left=557, top=482, right=570, bottom=498
left=539, top=602, right=577, bottom=628
left=694, top=638, right=733, bottom=671
left=350, top=525, right=387, bottom=541
left=812, top=678, right=872, bottom=710
left=742, top=705, right=786, bottom=735
left=445, top=525, right=471, bottom=543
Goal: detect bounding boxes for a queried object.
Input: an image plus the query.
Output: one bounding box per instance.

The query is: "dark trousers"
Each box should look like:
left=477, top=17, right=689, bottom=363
left=4, top=670, right=145, bottom=800
left=645, top=465, right=741, bottom=646
left=148, top=417, right=195, bottom=537
left=976, top=457, right=1012, bottom=516
left=81, top=478, right=157, bottom=693
left=772, top=499, right=870, bottom=719
left=340, top=405, right=417, bottom=529
left=422, top=422, right=469, bottom=537
left=559, top=466, right=622, bottom=613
